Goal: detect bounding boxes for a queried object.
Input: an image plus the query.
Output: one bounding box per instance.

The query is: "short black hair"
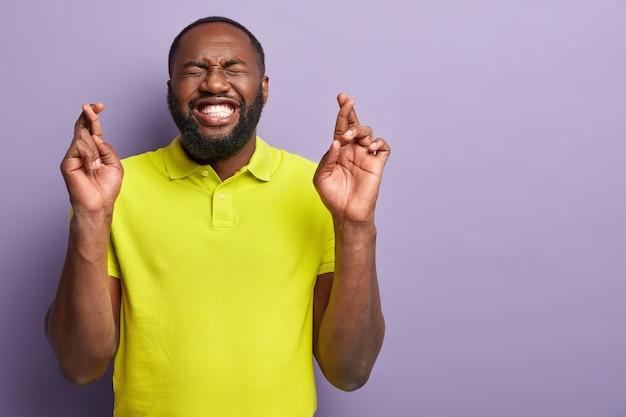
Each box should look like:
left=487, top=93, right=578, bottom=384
left=168, top=16, right=265, bottom=77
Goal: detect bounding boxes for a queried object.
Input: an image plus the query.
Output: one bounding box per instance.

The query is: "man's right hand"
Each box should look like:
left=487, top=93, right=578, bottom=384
left=48, top=103, right=123, bottom=385
left=61, top=103, right=123, bottom=214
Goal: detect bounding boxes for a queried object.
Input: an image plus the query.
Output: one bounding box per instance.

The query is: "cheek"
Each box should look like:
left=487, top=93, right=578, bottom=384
left=172, top=79, right=199, bottom=99
left=235, top=81, right=262, bottom=102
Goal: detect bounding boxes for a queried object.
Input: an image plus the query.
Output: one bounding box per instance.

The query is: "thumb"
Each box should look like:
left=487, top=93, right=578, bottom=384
left=94, top=137, right=121, bottom=167
left=315, top=140, right=341, bottom=178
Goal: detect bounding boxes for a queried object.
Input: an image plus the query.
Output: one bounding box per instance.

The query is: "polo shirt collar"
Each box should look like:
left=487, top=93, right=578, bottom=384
left=164, top=136, right=272, bottom=182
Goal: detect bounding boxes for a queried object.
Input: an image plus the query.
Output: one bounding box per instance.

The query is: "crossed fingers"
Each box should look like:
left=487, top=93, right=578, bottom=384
left=333, top=93, right=388, bottom=155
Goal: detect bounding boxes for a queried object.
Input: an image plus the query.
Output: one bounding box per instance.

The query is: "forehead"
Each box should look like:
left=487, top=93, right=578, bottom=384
left=174, top=22, right=256, bottom=64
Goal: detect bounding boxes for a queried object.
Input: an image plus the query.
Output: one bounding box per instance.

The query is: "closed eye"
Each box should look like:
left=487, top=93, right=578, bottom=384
left=185, top=70, right=205, bottom=76
left=224, top=68, right=245, bottom=75
left=182, top=61, right=208, bottom=76
left=223, top=59, right=248, bottom=75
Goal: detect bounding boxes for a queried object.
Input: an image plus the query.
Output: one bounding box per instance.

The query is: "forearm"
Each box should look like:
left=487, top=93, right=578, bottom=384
left=46, top=213, right=118, bottom=384
left=316, top=220, right=385, bottom=391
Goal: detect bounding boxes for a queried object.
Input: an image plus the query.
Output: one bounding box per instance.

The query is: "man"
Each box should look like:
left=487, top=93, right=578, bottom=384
left=46, top=16, right=390, bottom=416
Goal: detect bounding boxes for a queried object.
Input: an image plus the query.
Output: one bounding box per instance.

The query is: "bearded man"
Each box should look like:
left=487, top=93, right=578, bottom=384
left=46, top=16, right=390, bottom=417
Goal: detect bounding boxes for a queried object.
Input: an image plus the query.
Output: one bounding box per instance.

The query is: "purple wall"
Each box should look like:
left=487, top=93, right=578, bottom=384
left=2, top=1, right=626, bottom=416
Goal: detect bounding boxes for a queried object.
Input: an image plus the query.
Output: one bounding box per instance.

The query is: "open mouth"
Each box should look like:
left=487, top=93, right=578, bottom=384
left=197, top=103, right=236, bottom=118
left=193, top=100, right=239, bottom=126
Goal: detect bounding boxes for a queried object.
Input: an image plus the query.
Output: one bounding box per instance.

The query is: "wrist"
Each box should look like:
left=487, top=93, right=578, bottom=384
left=333, top=219, right=377, bottom=242
left=69, top=210, right=113, bottom=236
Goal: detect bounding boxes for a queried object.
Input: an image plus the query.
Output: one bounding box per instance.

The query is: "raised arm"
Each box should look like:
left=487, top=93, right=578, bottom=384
left=45, top=103, right=124, bottom=385
left=312, top=93, right=390, bottom=391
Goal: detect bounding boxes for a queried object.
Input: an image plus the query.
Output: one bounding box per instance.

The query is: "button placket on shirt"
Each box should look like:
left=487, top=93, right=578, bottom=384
left=211, top=182, right=233, bottom=228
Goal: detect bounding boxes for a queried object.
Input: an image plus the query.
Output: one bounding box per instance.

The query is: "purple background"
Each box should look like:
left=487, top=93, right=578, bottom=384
left=2, top=1, right=626, bottom=416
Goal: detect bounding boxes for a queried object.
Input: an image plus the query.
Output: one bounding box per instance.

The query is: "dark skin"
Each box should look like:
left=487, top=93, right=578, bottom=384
left=46, top=22, right=390, bottom=391
left=167, top=22, right=269, bottom=179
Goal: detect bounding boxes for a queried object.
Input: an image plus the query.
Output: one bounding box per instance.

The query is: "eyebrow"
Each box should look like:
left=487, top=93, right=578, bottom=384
left=183, top=61, right=208, bottom=69
left=223, top=58, right=247, bottom=67
left=182, top=58, right=248, bottom=69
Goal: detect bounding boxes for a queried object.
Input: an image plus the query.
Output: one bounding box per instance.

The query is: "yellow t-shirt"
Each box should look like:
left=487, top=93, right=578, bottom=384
left=108, top=137, right=334, bottom=416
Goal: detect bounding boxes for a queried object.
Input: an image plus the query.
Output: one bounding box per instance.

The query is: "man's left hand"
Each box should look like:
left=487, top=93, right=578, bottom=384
left=314, top=93, right=391, bottom=224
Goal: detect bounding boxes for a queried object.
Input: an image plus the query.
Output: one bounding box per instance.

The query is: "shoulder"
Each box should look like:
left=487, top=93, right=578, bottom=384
left=116, top=146, right=172, bottom=197
left=120, top=148, right=165, bottom=172
left=264, top=142, right=318, bottom=176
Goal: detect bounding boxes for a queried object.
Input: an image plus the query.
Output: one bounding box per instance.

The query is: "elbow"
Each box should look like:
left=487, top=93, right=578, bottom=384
left=48, top=344, right=114, bottom=386
left=48, top=344, right=112, bottom=385
left=61, top=371, right=100, bottom=386
left=326, top=372, right=370, bottom=392
left=316, top=317, right=386, bottom=391
left=51, top=341, right=115, bottom=386
left=333, top=378, right=370, bottom=392
left=58, top=360, right=110, bottom=386
left=326, top=363, right=374, bottom=392
left=45, top=319, right=117, bottom=386
left=317, top=354, right=377, bottom=392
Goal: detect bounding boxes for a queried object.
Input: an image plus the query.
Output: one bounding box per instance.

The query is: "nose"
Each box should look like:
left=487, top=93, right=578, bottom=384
left=200, top=67, right=230, bottom=94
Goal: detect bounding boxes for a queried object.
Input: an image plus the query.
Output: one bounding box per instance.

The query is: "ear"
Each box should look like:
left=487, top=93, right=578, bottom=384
left=261, top=76, right=269, bottom=105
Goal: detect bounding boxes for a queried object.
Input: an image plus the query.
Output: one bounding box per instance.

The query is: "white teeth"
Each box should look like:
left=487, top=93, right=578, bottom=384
left=200, top=104, right=234, bottom=117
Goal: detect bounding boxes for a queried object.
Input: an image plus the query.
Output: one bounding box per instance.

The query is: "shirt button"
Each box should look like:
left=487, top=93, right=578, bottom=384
left=201, top=170, right=209, bottom=177
left=219, top=193, right=225, bottom=200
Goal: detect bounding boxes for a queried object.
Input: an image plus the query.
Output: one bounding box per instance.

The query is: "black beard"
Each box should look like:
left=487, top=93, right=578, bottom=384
left=167, top=85, right=265, bottom=164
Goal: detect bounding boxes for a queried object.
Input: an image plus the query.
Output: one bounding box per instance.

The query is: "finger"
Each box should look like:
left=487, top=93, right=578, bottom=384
left=339, top=94, right=360, bottom=126
left=333, top=94, right=353, bottom=135
left=65, top=105, right=105, bottom=172
left=82, top=103, right=105, bottom=139
left=62, top=137, right=102, bottom=175
left=336, top=93, right=360, bottom=125
left=73, top=103, right=105, bottom=139
left=334, top=93, right=360, bottom=138
left=335, top=124, right=374, bottom=149
left=368, top=137, right=391, bottom=161
left=314, top=140, right=341, bottom=183
left=94, top=137, right=122, bottom=167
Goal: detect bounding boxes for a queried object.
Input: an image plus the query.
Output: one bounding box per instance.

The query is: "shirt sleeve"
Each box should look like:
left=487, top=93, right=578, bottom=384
left=317, top=230, right=335, bottom=275
left=108, top=238, right=121, bottom=279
